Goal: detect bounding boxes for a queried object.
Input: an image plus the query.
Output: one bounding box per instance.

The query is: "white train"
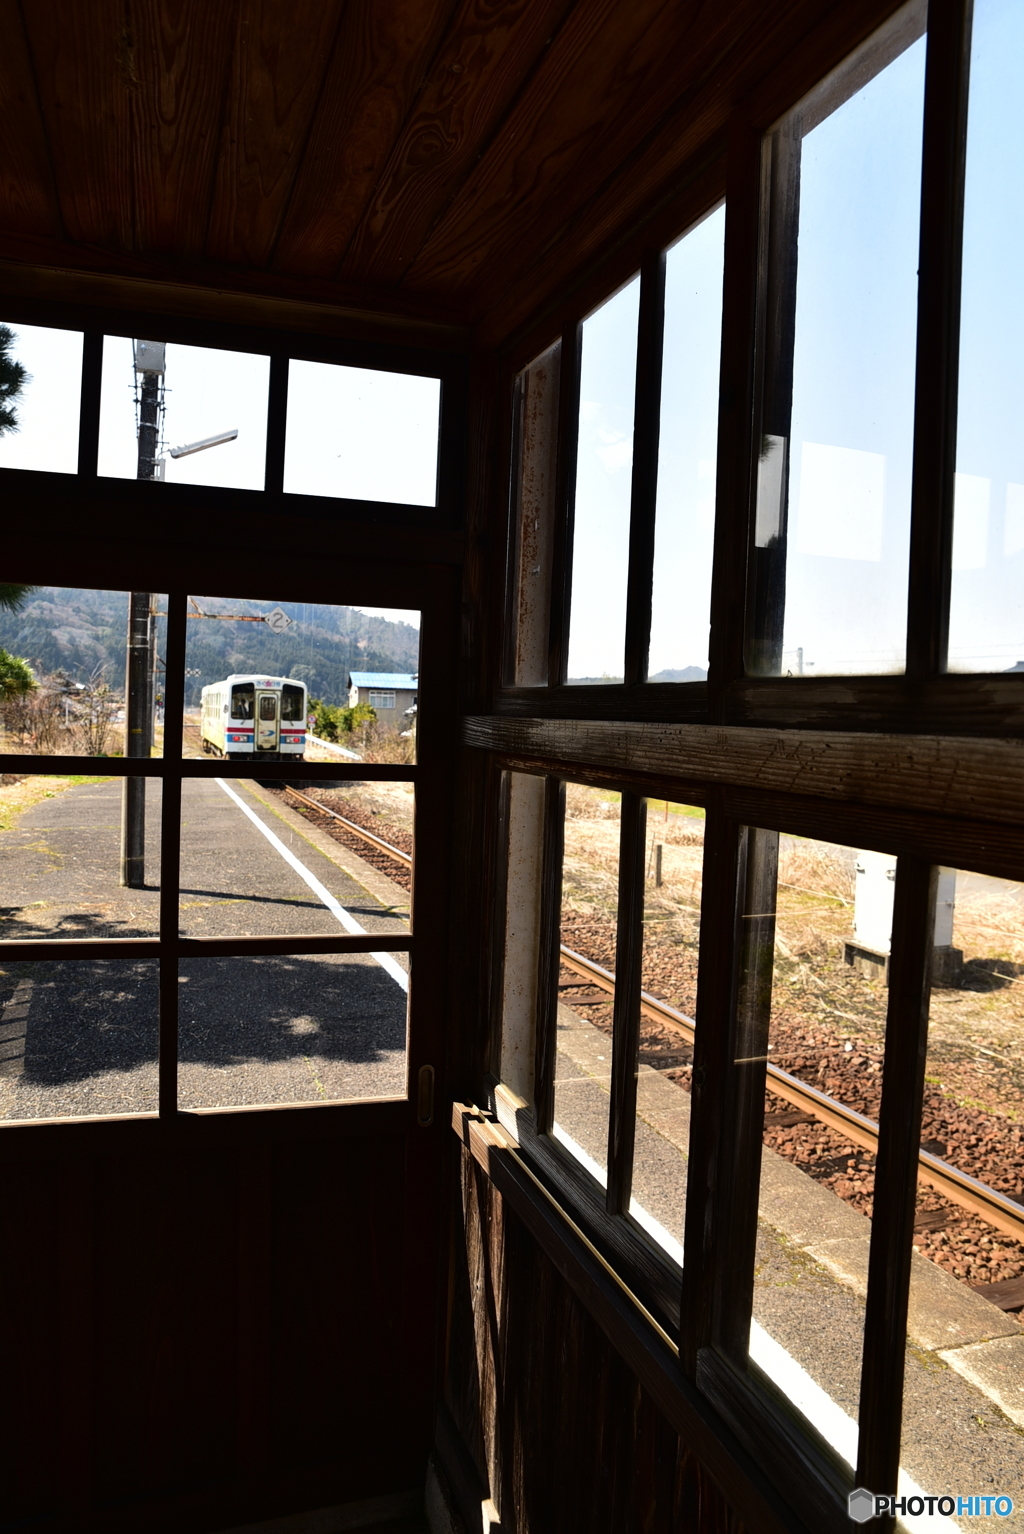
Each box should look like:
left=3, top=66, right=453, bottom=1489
left=200, top=674, right=307, bottom=761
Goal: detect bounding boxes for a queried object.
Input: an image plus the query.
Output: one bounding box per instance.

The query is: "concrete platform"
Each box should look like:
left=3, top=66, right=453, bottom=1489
left=551, top=1002, right=1024, bottom=1527
left=0, top=777, right=412, bottom=1119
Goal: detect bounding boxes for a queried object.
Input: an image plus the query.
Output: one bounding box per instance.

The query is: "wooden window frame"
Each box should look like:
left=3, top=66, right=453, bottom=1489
left=0, top=300, right=468, bottom=1137
left=472, top=1, right=1007, bottom=1527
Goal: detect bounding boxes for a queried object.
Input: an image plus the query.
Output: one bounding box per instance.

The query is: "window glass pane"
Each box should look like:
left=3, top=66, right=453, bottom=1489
left=0, top=959, right=158, bottom=1121
left=750, top=12, right=925, bottom=677
left=98, top=338, right=268, bottom=490
left=648, top=210, right=724, bottom=681
left=0, top=323, right=82, bottom=474
left=177, top=951, right=409, bottom=1110
left=179, top=776, right=411, bottom=939
left=183, top=596, right=420, bottom=766
left=283, top=360, right=440, bottom=506
left=745, top=832, right=893, bottom=1472
left=948, top=0, right=1024, bottom=672
left=901, top=865, right=1024, bottom=1509
left=627, top=801, right=705, bottom=1259
left=552, top=782, right=621, bottom=1184
left=566, top=276, right=640, bottom=682
left=0, top=586, right=167, bottom=759
left=1, top=774, right=159, bottom=942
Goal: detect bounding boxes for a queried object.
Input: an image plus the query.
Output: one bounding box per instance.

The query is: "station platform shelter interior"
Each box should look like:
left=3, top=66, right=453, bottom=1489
left=1, top=2, right=1021, bottom=1532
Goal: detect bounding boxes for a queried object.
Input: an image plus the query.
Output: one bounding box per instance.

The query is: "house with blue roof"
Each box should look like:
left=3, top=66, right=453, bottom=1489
left=347, top=670, right=418, bottom=725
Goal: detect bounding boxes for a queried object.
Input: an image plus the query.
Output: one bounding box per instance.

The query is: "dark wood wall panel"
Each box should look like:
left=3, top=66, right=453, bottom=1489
left=1, top=1126, right=437, bottom=1534
left=443, top=1143, right=746, bottom=1534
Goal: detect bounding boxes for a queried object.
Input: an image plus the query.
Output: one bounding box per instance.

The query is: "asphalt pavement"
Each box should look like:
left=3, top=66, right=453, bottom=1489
left=0, top=776, right=410, bottom=1119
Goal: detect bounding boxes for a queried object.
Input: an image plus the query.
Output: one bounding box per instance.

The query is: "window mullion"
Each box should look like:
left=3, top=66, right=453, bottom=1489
left=605, top=791, right=647, bottom=1213
left=622, top=251, right=666, bottom=687
left=158, top=588, right=188, bottom=1120
left=532, top=777, right=566, bottom=1134
left=856, top=857, right=937, bottom=1496
left=707, top=122, right=762, bottom=719
left=547, top=325, right=582, bottom=687
left=904, top=0, right=974, bottom=680
left=264, top=354, right=289, bottom=496
left=76, top=332, right=102, bottom=479
left=679, top=797, right=743, bottom=1373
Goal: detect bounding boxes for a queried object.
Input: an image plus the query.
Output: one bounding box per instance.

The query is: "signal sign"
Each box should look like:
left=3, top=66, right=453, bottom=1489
left=266, top=607, right=292, bottom=634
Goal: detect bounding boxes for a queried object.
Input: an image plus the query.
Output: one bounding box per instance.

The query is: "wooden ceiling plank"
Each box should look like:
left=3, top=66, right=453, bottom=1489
left=470, top=0, right=902, bottom=346
left=204, top=0, right=347, bottom=267
left=338, top=0, right=577, bottom=288
left=20, top=0, right=135, bottom=249
left=0, top=4, right=63, bottom=240
left=269, top=0, right=458, bottom=280
left=401, top=0, right=744, bottom=294
left=129, top=0, right=241, bottom=259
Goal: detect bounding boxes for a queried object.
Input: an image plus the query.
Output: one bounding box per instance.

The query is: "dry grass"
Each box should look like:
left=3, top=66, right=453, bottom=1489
left=0, top=773, right=108, bottom=831
left=564, top=781, right=619, bottom=820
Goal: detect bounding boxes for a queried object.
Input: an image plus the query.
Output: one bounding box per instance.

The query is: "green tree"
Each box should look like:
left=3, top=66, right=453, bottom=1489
left=0, top=324, right=29, bottom=436
left=0, top=583, right=37, bottom=613
left=0, top=649, right=36, bottom=699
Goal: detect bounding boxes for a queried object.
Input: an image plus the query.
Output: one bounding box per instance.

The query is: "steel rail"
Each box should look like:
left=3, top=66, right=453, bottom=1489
left=271, top=795, right=1024, bottom=1249
left=559, top=945, right=1024, bottom=1247
left=282, top=784, right=413, bottom=865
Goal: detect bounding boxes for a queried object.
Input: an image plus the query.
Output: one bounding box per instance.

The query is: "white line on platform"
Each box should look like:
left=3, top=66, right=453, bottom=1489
left=214, top=777, right=408, bottom=992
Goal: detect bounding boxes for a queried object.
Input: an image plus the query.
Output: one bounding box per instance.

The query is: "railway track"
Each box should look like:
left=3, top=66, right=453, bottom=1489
left=281, top=784, right=413, bottom=866
left=282, top=784, right=1024, bottom=1250
left=559, top=946, right=1024, bottom=1247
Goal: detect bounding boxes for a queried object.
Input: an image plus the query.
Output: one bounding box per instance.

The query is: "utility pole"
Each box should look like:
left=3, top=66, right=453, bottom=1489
left=120, top=341, right=164, bottom=888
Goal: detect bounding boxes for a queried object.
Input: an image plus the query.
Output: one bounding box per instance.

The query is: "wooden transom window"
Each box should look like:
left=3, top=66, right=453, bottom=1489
left=472, top=1, right=1024, bottom=1527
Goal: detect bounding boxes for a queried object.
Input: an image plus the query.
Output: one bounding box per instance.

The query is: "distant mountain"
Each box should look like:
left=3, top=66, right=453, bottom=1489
left=567, top=666, right=707, bottom=684
left=648, top=666, right=707, bottom=682
left=0, top=589, right=420, bottom=706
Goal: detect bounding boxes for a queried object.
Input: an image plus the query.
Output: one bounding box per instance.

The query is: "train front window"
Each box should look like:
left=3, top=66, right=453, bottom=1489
left=281, top=685, right=304, bottom=721
left=259, top=695, right=277, bottom=721
left=231, top=685, right=254, bottom=719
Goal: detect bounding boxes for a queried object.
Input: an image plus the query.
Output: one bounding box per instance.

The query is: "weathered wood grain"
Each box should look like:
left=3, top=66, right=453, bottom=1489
left=402, top=0, right=681, bottom=294
left=463, top=715, right=1024, bottom=827
left=128, top=0, right=241, bottom=258
left=20, top=0, right=134, bottom=248
left=205, top=0, right=346, bottom=267
left=269, top=0, right=457, bottom=278
left=339, top=0, right=575, bottom=286
left=450, top=1111, right=790, bottom=1532
left=0, top=4, right=62, bottom=239
left=468, top=0, right=901, bottom=348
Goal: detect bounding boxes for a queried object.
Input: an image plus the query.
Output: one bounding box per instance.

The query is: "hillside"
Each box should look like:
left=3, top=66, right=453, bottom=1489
left=0, top=589, right=420, bottom=706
